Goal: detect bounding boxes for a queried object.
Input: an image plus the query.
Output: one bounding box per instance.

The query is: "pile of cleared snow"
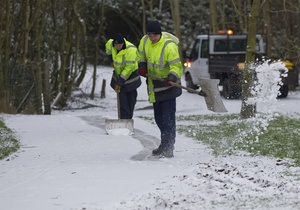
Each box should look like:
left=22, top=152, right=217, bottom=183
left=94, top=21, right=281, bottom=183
left=106, top=128, right=133, bottom=136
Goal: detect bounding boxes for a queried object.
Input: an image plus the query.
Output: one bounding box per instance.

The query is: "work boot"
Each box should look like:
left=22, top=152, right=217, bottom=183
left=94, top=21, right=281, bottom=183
left=152, top=146, right=163, bottom=156
left=160, top=149, right=174, bottom=158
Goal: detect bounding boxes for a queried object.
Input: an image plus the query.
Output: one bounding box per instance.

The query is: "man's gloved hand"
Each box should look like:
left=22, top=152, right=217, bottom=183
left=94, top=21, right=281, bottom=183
left=139, top=69, right=148, bottom=77
left=164, top=74, right=177, bottom=87
left=114, top=84, right=121, bottom=92
left=163, top=78, right=173, bottom=87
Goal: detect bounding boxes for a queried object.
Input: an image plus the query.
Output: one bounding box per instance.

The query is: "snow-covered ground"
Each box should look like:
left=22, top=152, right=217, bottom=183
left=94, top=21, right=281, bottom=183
left=0, top=66, right=300, bottom=210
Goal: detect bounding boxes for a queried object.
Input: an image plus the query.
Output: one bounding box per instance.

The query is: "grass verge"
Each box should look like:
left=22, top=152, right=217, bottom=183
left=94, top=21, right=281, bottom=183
left=176, top=113, right=300, bottom=165
left=0, top=118, right=20, bottom=160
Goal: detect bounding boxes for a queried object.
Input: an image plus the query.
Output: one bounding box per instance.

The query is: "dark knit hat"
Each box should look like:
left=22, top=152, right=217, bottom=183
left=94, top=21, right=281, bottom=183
left=113, top=33, right=125, bottom=44
left=146, top=21, right=162, bottom=35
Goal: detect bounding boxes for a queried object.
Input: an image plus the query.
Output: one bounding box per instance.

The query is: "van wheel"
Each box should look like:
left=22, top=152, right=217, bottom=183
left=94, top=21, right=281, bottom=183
left=185, top=73, right=198, bottom=91
left=222, top=79, right=231, bottom=99
left=222, top=79, right=241, bottom=99
left=278, top=84, right=289, bottom=98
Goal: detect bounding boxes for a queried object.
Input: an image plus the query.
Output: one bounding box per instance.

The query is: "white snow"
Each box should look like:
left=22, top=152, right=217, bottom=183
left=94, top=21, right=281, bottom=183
left=0, top=65, right=300, bottom=210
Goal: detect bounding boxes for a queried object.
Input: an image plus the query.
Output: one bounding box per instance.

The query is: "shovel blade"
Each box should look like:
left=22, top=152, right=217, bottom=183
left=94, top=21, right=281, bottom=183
left=198, top=77, right=228, bottom=113
left=105, top=119, right=134, bottom=134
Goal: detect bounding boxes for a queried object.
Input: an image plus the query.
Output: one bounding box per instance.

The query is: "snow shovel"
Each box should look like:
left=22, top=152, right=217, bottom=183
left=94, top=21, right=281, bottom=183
left=146, top=74, right=227, bottom=113
left=105, top=92, right=134, bottom=134
left=198, top=77, right=228, bottom=112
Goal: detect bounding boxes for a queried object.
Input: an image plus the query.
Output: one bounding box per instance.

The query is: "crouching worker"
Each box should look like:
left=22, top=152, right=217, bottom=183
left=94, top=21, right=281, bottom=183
left=105, top=33, right=141, bottom=119
left=137, top=21, right=183, bottom=158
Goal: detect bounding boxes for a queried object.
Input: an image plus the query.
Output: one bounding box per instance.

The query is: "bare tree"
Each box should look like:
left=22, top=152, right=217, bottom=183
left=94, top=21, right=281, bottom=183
left=32, top=0, right=44, bottom=114
left=91, top=0, right=105, bottom=100
left=74, top=0, right=88, bottom=89
left=240, top=0, right=265, bottom=119
left=262, top=0, right=272, bottom=57
left=0, top=0, right=7, bottom=90
left=169, top=0, right=182, bottom=44
left=149, top=0, right=154, bottom=19
left=210, top=0, right=218, bottom=33
left=141, top=0, right=146, bottom=34
left=0, top=0, right=10, bottom=111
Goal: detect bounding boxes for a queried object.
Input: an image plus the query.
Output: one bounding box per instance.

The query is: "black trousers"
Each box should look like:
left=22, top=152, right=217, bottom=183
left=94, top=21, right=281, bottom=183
left=119, top=90, right=138, bottom=119
left=153, top=98, right=176, bottom=150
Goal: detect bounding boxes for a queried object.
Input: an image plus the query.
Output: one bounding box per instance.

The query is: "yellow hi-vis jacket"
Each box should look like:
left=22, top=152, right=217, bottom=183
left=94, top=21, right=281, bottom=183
left=137, top=32, right=183, bottom=103
left=105, top=39, right=141, bottom=92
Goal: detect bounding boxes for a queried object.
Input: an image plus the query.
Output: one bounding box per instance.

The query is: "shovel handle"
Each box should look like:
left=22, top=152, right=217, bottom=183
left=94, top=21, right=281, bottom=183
left=117, top=92, right=121, bottom=119
left=146, top=73, right=206, bottom=97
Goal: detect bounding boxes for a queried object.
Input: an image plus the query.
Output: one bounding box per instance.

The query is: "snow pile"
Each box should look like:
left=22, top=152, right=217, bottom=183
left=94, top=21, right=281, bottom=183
left=106, top=128, right=133, bottom=136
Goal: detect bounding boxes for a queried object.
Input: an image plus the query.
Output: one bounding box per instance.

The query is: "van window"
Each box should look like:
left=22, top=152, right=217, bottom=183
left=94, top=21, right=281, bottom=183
left=229, top=39, right=247, bottom=51
left=200, top=40, right=208, bottom=58
left=214, top=40, right=228, bottom=52
left=189, top=39, right=200, bottom=61
left=214, top=38, right=260, bottom=52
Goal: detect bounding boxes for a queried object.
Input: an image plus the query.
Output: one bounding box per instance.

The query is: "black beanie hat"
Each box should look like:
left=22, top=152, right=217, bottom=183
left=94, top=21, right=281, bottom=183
left=146, top=21, right=162, bottom=35
left=113, top=33, right=125, bottom=44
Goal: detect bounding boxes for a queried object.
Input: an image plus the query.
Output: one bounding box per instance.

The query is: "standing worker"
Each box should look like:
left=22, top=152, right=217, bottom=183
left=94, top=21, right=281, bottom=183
left=137, top=21, right=183, bottom=158
left=105, top=33, right=141, bottom=119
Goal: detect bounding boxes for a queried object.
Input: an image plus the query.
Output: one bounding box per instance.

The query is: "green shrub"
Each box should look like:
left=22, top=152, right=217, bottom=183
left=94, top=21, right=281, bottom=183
left=0, top=118, right=20, bottom=159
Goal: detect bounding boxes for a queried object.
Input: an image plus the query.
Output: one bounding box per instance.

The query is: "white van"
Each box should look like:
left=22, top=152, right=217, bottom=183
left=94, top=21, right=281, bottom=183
left=184, top=33, right=266, bottom=98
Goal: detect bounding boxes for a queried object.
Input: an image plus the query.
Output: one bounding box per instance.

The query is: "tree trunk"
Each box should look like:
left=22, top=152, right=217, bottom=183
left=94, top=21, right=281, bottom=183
left=14, top=0, right=30, bottom=107
left=21, top=0, right=30, bottom=64
left=74, top=3, right=88, bottom=88
left=59, top=1, right=68, bottom=99
left=0, top=1, right=7, bottom=111
left=209, top=0, right=218, bottom=33
left=3, top=0, right=13, bottom=90
left=263, top=0, right=273, bottom=57
left=0, top=0, right=6, bottom=93
left=32, top=0, right=43, bottom=114
left=59, top=0, right=74, bottom=105
left=149, top=0, right=154, bottom=19
left=73, top=0, right=80, bottom=83
left=64, top=2, right=75, bottom=98
left=169, top=0, right=183, bottom=61
left=91, top=0, right=105, bottom=100
left=284, top=1, right=297, bottom=60
left=240, top=0, right=264, bottom=119
left=141, top=0, right=146, bottom=34
left=220, top=0, right=226, bottom=30
left=43, top=61, right=51, bottom=114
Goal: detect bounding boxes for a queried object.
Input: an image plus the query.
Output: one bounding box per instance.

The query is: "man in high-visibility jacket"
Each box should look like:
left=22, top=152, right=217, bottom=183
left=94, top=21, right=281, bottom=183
left=137, top=21, right=183, bottom=158
left=105, top=33, right=141, bottom=119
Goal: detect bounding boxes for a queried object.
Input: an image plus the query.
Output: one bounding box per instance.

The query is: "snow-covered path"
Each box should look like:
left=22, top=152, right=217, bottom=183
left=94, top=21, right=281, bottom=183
left=2, top=109, right=300, bottom=210
left=0, top=110, right=217, bottom=210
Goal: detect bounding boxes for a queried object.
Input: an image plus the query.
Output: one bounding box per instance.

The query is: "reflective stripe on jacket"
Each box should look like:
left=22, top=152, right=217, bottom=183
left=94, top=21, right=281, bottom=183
left=137, top=33, right=183, bottom=103
left=106, top=39, right=141, bottom=92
